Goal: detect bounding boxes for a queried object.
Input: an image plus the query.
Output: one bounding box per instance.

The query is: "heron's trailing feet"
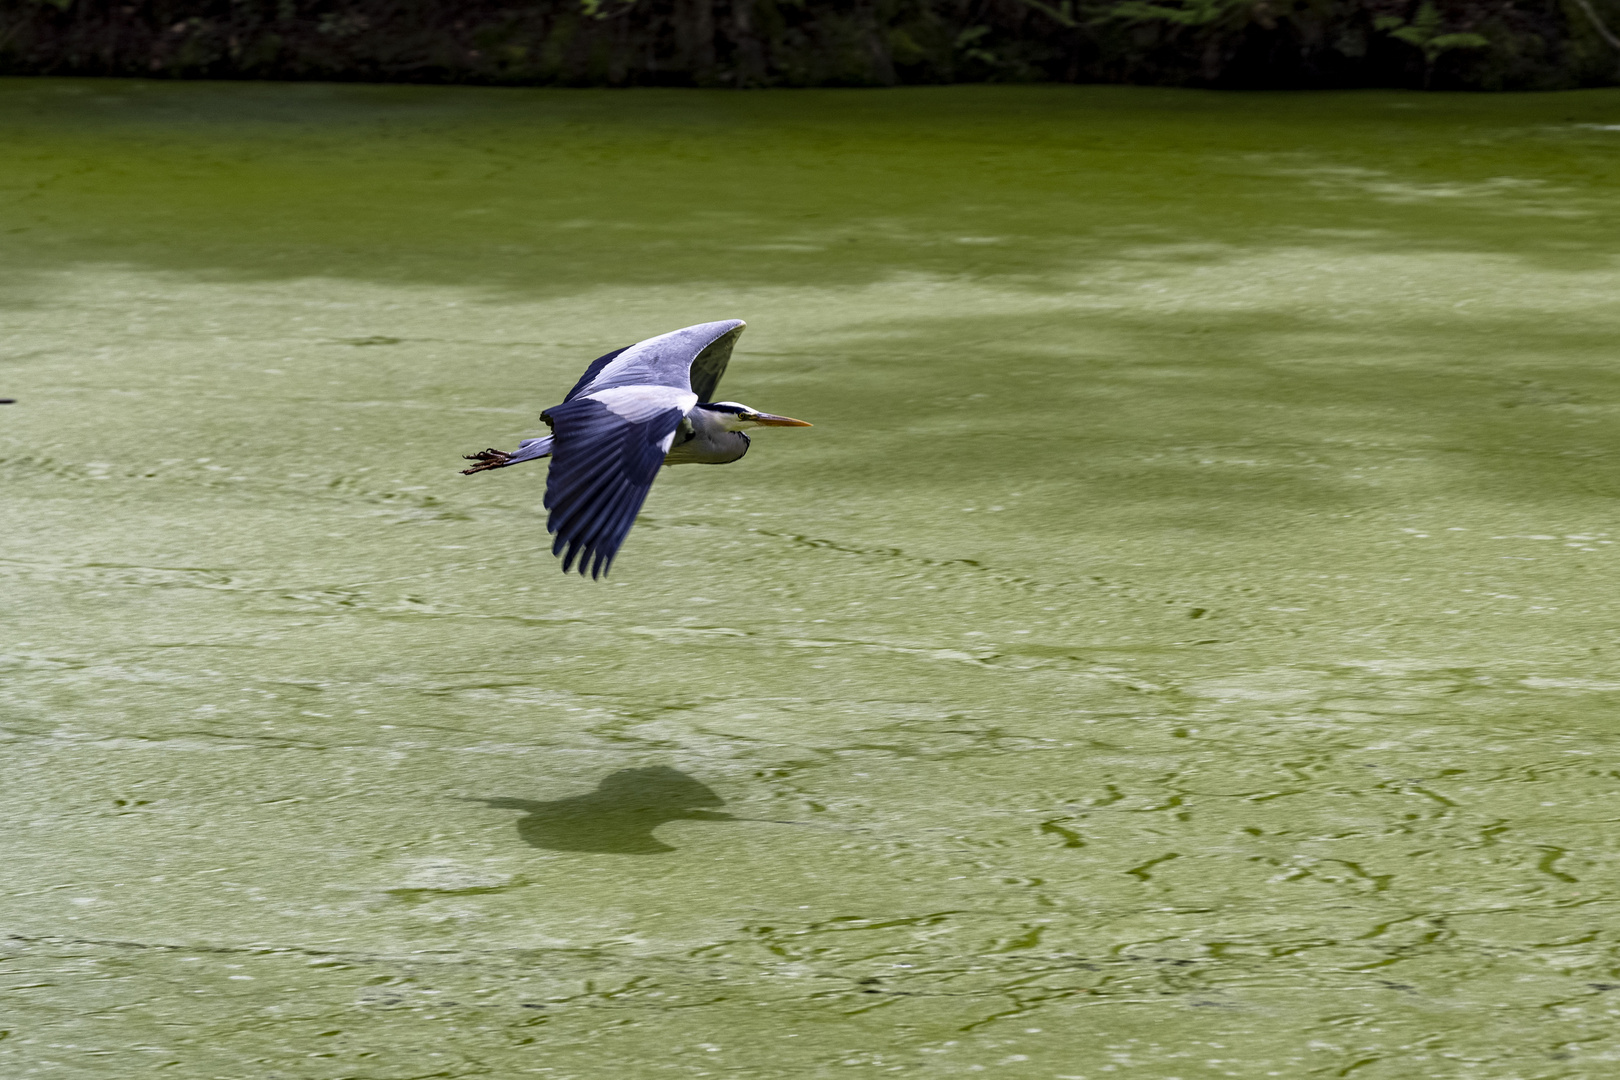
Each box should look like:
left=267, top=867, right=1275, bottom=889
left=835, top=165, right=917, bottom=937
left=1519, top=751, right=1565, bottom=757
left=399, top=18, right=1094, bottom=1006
left=461, top=448, right=513, bottom=474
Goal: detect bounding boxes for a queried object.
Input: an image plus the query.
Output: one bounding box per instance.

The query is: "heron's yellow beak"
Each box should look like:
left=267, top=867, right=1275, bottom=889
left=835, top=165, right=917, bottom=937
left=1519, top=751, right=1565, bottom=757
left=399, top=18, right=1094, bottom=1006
left=746, top=412, right=812, bottom=427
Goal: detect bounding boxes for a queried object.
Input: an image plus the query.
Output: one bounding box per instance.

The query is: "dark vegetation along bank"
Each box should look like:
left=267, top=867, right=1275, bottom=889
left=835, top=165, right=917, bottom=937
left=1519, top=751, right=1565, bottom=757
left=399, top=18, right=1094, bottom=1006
left=3, top=0, right=1620, bottom=89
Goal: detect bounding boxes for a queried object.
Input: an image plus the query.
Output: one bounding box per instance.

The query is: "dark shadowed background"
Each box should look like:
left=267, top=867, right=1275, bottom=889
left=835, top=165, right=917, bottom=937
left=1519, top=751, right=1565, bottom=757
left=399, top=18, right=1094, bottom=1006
left=3, top=0, right=1620, bottom=89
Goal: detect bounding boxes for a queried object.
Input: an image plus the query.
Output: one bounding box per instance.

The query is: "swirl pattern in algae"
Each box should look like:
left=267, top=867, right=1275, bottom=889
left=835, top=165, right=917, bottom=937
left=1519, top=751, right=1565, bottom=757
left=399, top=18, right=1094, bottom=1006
left=4, top=78, right=1620, bottom=1078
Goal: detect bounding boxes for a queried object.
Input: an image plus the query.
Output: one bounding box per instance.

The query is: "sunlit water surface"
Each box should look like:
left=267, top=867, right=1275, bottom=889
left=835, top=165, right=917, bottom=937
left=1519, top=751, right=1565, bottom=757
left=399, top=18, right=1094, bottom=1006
left=5, top=79, right=1620, bottom=1078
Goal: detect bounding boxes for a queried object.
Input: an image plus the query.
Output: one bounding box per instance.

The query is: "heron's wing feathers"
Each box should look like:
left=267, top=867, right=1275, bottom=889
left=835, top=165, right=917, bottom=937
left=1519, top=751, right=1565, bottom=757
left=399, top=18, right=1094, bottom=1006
left=687, top=324, right=743, bottom=403
left=541, top=387, right=692, bottom=578
left=571, top=320, right=745, bottom=400
left=563, top=347, right=630, bottom=402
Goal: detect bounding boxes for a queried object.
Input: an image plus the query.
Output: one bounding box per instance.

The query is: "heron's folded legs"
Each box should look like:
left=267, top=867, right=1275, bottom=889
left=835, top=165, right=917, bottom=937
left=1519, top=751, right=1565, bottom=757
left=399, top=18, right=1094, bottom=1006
left=463, top=448, right=517, bottom=473
left=461, top=436, right=554, bottom=475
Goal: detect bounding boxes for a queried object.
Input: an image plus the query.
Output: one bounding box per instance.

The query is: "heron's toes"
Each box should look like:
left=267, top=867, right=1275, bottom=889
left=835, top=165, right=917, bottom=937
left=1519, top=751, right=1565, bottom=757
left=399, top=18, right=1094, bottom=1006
left=460, top=448, right=512, bottom=474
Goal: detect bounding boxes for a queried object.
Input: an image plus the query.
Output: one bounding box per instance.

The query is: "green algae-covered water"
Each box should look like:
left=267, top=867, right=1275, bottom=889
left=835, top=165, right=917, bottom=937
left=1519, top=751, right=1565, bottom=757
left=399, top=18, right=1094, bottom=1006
left=5, top=78, right=1620, bottom=1078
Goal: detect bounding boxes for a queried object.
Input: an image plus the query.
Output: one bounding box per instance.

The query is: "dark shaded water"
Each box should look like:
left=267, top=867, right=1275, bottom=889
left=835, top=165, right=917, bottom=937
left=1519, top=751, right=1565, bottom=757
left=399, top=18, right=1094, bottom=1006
left=5, top=79, right=1620, bottom=1077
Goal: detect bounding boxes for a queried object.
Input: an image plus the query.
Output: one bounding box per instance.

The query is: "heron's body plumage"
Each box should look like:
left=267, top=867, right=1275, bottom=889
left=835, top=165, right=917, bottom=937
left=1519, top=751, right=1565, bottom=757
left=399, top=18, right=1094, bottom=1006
left=461, top=319, right=807, bottom=578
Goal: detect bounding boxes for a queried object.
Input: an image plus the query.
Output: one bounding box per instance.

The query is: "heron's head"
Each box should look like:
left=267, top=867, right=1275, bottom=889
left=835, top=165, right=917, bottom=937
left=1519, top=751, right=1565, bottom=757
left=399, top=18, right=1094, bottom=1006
left=699, top=401, right=813, bottom=432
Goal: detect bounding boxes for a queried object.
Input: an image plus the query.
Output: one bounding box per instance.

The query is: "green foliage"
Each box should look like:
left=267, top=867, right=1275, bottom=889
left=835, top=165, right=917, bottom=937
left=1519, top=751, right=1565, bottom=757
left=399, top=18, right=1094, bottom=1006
left=0, top=0, right=1609, bottom=88
left=1009, top=0, right=1080, bottom=28
left=1373, top=1, right=1489, bottom=85
left=1096, top=0, right=1249, bottom=28
left=1379, top=3, right=1488, bottom=64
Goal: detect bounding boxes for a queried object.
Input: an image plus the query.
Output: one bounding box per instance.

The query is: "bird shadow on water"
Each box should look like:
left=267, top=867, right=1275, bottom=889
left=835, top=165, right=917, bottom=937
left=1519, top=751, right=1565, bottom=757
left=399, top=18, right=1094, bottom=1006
left=469, top=767, right=735, bottom=854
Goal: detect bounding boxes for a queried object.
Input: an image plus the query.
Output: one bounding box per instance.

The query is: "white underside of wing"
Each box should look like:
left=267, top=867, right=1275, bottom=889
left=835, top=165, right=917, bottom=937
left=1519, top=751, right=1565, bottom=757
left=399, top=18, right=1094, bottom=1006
left=587, top=384, right=698, bottom=423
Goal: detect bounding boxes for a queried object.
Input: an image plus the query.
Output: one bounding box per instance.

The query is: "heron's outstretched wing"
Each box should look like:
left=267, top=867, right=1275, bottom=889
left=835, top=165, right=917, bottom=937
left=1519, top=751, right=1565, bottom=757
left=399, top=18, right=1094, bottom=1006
left=540, top=386, right=693, bottom=578
left=569, top=320, right=744, bottom=401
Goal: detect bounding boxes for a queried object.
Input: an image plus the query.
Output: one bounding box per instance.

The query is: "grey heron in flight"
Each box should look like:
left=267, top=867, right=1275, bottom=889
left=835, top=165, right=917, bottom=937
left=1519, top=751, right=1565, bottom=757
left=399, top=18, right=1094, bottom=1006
left=461, top=319, right=810, bottom=578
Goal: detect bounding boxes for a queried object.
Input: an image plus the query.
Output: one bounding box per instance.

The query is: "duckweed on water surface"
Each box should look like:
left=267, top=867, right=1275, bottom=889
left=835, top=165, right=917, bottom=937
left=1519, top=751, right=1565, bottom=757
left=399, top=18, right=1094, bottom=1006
left=5, top=79, right=1620, bottom=1078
